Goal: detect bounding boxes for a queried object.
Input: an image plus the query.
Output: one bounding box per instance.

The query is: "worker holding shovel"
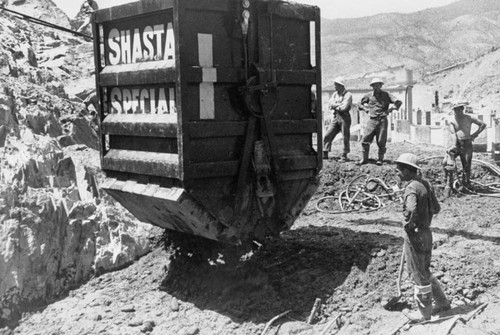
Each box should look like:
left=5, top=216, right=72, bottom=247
left=394, top=153, right=451, bottom=322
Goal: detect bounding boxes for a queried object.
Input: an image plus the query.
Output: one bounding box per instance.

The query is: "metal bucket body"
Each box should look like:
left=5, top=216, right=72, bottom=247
left=92, top=0, right=322, bottom=244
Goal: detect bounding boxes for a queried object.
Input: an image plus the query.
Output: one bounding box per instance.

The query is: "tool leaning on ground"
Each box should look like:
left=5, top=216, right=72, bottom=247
left=382, top=246, right=405, bottom=310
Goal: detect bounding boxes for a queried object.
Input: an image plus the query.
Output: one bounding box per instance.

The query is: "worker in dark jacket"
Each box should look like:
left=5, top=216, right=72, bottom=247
left=395, top=153, right=450, bottom=322
left=358, top=78, right=402, bottom=165
left=77, top=0, right=99, bottom=33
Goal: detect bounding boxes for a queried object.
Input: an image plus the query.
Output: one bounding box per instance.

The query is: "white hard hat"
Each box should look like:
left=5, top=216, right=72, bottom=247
left=370, top=78, right=384, bottom=86
left=333, top=76, right=345, bottom=87
left=395, top=153, right=421, bottom=170
left=452, top=101, right=468, bottom=109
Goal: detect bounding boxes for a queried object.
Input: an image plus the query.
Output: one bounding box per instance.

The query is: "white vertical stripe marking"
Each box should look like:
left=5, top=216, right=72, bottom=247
left=198, top=33, right=216, bottom=120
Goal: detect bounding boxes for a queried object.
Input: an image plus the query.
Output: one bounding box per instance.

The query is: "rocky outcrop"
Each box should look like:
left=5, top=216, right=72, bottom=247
left=0, top=135, right=162, bottom=328
left=0, top=0, right=164, bottom=329
left=3, top=0, right=70, bottom=29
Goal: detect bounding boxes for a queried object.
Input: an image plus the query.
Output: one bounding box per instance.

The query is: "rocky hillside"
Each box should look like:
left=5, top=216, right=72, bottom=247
left=415, top=47, right=500, bottom=112
left=2, top=0, right=70, bottom=28
left=0, top=0, right=161, bottom=329
left=322, top=0, right=500, bottom=86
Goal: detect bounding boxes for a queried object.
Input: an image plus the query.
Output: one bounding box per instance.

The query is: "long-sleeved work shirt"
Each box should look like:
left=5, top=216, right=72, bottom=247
left=403, top=178, right=439, bottom=231
left=361, top=90, right=401, bottom=118
left=328, top=90, right=352, bottom=117
left=402, top=177, right=441, bottom=285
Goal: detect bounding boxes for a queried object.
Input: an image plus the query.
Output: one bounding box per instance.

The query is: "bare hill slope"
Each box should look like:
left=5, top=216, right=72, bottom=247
left=322, top=0, right=500, bottom=85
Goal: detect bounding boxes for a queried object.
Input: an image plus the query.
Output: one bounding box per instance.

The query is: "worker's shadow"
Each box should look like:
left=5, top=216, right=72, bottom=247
left=349, top=217, right=500, bottom=245
left=159, top=225, right=400, bottom=324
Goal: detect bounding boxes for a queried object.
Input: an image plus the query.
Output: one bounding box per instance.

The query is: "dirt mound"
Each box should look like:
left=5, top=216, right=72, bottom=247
left=8, top=141, right=500, bottom=335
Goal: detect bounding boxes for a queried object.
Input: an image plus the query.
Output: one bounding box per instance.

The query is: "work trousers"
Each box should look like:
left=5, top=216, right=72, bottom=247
left=404, top=229, right=449, bottom=316
left=457, top=139, right=473, bottom=184
left=404, top=229, right=432, bottom=286
left=323, top=114, right=351, bottom=154
left=361, top=116, right=388, bottom=155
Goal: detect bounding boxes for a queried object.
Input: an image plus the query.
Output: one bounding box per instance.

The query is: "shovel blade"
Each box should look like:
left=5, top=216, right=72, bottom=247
left=382, top=295, right=401, bottom=310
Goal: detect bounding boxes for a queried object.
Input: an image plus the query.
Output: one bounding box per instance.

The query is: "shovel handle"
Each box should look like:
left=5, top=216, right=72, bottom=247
left=396, top=245, right=405, bottom=296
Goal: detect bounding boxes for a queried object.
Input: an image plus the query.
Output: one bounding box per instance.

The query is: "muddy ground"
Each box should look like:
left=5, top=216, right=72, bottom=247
left=7, top=142, right=500, bottom=335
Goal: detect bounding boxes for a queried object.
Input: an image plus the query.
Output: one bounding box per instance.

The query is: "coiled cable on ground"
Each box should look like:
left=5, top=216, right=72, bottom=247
left=317, top=156, right=500, bottom=214
left=412, top=156, right=500, bottom=198
left=316, top=175, right=403, bottom=214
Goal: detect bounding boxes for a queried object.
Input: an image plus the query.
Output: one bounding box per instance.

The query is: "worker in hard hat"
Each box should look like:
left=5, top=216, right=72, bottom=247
left=323, top=76, right=352, bottom=162
left=77, top=0, right=99, bottom=34
left=395, top=153, right=450, bottom=322
left=447, top=101, right=486, bottom=188
left=358, top=78, right=402, bottom=165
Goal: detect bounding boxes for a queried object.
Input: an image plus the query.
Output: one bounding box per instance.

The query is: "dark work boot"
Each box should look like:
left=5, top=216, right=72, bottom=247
left=358, top=143, right=369, bottom=165
left=376, top=149, right=385, bottom=166
left=323, top=151, right=329, bottom=160
left=429, top=275, right=451, bottom=315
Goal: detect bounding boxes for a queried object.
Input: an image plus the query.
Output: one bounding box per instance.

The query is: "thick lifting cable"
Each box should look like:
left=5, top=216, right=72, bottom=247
left=0, top=6, right=92, bottom=39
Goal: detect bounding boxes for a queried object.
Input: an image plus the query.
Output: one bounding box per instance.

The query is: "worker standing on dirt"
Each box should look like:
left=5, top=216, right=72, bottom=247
left=446, top=101, right=486, bottom=190
left=77, top=0, right=99, bottom=34
left=395, top=153, right=450, bottom=322
left=442, top=147, right=458, bottom=198
left=358, top=78, right=402, bottom=165
left=323, top=77, right=352, bottom=161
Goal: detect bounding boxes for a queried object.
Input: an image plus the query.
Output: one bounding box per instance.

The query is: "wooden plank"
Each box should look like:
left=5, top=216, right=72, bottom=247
left=314, top=7, right=323, bottom=171
left=99, top=66, right=177, bottom=86
left=189, top=121, right=246, bottom=138
left=102, top=149, right=180, bottom=178
left=275, top=70, right=317, bottom=85
left=102, top=114, right=178, bottom=137
left=189, top=120, right=318, bottom=138
left=92, top=15, right=106, bottom=171
left=184, top=67, right=315, bottom=85
left=278, top=156, right=317, bottom=171
left=95, top=0, right=174, bottom=23
left=176, top=5, right=187, bottom=181
left=258, top=11, right=272, bottom=68
left=187, top=161, right=240, bottom=179
left=109, top=135, right=178, bottom=154
left=184, top=67, right=242, bottom=83
left=178, top=0, right=229, bottom=13
left=280, top=170, right=315, bottom=181
left=275, top=119, right=318, bottom=134
left=186, top=155, right=318, bottom=179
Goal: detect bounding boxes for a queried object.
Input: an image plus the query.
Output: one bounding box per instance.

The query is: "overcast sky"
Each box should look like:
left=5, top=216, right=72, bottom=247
left=53, top=0, right=458, bottom=20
